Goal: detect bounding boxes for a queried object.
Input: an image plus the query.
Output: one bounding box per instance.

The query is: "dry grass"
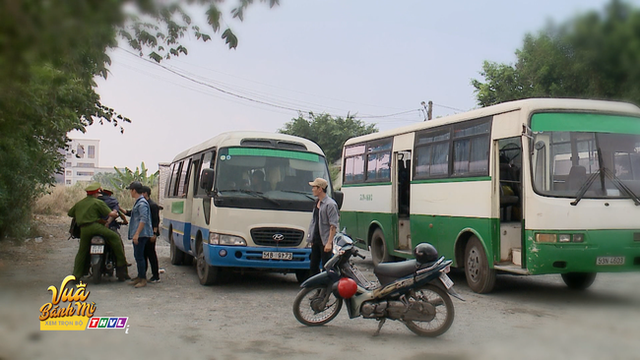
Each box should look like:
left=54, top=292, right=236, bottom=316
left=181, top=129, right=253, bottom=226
left=34, top=184, right=161, bottom=215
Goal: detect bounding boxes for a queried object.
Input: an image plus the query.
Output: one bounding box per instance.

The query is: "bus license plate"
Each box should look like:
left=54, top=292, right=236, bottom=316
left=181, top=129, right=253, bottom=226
left=439, top=273, right=454, bottom=289
left=262, top=251, right=293, bottom=260
left=596, top=256, right=625, bottom=265
left=90, top=245, right=104, bottom=255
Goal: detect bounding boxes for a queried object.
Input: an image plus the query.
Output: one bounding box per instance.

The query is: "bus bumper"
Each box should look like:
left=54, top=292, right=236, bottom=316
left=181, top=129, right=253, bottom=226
left=203, top=243, right=311, bottom=269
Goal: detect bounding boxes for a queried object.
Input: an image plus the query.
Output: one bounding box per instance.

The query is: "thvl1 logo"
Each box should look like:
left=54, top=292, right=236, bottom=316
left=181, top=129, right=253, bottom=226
left=87, top=317, right=128, bottom=329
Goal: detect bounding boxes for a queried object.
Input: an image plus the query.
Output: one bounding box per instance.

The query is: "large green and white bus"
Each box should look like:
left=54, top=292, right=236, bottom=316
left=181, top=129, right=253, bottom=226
left=162, top=131, right=340, bottom=285
left=340, top=98, right=640, bottom=293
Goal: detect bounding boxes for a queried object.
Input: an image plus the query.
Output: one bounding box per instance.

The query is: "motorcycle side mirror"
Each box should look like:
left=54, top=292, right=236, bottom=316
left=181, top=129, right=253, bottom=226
left=333, top=190, right=344, bottom=210
left=200, top=168, right=215, bottom=195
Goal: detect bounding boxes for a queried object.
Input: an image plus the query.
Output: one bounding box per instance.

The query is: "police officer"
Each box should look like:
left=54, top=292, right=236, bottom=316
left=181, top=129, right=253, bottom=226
left=68, top=183, right=129, bottom=281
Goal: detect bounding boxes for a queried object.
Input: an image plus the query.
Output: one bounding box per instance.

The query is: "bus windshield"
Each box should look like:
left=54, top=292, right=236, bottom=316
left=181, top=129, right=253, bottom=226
left=531, top=112, right=640, bottom=200
left=214, top=147, right=330, bottom=210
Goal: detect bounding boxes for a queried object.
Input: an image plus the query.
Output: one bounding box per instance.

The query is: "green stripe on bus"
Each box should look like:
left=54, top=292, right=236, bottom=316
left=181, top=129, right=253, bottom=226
left=342, top=182, right=392, bottom=188
left=411, top=176, right=491, bottom=184
left=171, top=201, right=184, bottom=214
left=531, top=113, right=640, bottom=134
left=228, top=148, right=320, bottom=162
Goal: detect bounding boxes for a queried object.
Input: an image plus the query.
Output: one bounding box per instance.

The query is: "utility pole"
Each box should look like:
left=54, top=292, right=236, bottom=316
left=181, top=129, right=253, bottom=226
left=421, top=101, right=433, bottom=121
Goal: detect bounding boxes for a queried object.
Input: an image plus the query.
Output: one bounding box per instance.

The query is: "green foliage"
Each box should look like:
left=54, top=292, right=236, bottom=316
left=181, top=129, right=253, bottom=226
left=0, top=0, right=274, bottom=238
left=471, top=0, right=640, bottom=107
left=111, top=162, right=160, bottom=190
left=279, top=113, right=378, bottom=164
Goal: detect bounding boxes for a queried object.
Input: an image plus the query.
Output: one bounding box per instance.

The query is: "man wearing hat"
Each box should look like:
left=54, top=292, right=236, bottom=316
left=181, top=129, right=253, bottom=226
left=67, top=182, right=128, bottom=281
left=98, top=188, right=128, bottom=233
left=307, top=177, right=339, bottom=277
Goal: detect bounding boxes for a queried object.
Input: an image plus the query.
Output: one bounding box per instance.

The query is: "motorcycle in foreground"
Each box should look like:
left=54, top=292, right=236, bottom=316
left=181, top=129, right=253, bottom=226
left=292, top=232, right=463, bottom=337
left=88, top=234, right=117, bottom=284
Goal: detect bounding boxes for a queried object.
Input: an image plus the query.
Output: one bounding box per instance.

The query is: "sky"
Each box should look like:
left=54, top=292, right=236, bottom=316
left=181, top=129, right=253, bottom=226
left=71, top=0, right=634, bottom=173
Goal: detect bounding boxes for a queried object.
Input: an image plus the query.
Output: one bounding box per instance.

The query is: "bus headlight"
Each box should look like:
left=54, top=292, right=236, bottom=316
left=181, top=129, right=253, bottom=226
left=208, top=233, right=246, bottom=246
left=558, top=234, right=571, bottom=243
left=572, top=234, right=584, bottom=243
left=535, top=233, right=557, bottom=243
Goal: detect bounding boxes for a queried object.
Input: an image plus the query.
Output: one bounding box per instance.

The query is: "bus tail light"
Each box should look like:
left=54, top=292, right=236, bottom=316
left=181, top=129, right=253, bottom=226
left=536, top=234, right=557, bottom=243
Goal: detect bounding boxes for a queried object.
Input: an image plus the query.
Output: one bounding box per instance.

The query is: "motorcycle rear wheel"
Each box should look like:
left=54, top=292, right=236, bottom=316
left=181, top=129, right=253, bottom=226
left=403, top=284, right=454, bottom=337
left=293, top=285, right=343, bottom=326
left=91, top=262, right=102, bottom=285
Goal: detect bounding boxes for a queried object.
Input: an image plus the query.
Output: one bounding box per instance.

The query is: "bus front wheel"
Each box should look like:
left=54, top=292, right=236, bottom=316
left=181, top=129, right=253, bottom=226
left=561, top=272, right=596, bottom=290
left=196, top=241, right=220, bottom=285
left=464, top=237, right=496, bottom=293
left=370, top=229, right=392, bottom=267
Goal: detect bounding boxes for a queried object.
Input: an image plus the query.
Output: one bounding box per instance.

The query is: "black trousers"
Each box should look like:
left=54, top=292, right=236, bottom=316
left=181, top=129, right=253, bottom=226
left=144, top=239, right=159, bottom=279
left=309, top=241, right=332, bottom=276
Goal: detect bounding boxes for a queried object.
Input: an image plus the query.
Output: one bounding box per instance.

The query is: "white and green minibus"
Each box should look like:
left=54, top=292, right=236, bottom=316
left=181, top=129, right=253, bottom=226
left=340, top=98, right=640, bottom=293
left=162, top=131, right=341, bottom=285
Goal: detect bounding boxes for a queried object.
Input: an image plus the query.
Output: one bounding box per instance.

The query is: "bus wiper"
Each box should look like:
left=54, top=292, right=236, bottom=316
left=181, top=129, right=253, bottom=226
left=218, top=189, right=280, bottom=206
left=279, top=190, right=315, bottom=200
left=601, top=168, right=640, bottom=206
left=570, top=169, right=601, bottom=206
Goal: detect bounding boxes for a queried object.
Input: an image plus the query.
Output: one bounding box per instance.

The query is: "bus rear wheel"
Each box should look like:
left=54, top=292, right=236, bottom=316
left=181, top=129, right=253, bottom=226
left=464, top=236, right=496, bottom=293
left=196, top=241, right=220, bottom=285
left=561, top=272, right=596, bottom=290
left=169, top=229, right=184, bottom=265
left=370, top=228, right=392, bottom=267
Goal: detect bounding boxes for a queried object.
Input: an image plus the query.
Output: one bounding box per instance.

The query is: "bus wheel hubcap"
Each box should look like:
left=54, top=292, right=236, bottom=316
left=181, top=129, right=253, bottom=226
left=467, top=248, right=480, bottom=281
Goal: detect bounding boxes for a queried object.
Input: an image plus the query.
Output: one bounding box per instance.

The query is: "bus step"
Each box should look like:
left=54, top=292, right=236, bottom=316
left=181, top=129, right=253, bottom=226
left=494, top=264, right=530, bottom=275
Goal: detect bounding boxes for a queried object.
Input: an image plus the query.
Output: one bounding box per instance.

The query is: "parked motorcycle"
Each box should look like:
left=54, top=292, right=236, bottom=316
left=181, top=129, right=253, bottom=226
left=292, top=231, right=463, bottom=337
left=88, top=234, right=117, bottom=284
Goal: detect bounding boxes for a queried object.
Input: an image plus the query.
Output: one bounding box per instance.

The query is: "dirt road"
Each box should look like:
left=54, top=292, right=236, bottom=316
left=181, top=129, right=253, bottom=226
left=1, top=216, right=639, bottom=360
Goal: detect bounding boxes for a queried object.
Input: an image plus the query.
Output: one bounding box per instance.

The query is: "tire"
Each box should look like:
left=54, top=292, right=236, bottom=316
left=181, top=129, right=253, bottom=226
left=196, top=241, right=219, bottom=285
left=293, top=285, right=343, bottom=326
left=169, top=228, right=185, bottom=265
left=561, top=272, right=596, bottom=290
left=91, top=261, right=102, bottom=285
left=295, top=269, right=311, bottom=284
left=370, top=228, right=392, bottom=267
left=464, top=236, right=496, bottom=293
left=403, top=284, right=455, bottom=337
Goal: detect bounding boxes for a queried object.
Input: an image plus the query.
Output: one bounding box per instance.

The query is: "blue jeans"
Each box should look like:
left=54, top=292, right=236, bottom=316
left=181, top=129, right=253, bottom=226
left=133, top=237, right=149, bottom=279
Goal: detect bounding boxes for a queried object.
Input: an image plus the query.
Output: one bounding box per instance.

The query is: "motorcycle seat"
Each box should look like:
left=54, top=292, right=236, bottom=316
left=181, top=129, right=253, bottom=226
left=374, top=259, right=438, bottom=287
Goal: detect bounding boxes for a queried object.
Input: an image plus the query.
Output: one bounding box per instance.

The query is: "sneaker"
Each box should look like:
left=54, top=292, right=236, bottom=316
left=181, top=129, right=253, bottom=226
left=149, top=277, right=160, bottom=283
left=159, top=268, right=165, bottom=274
left=134, top=279, right=147, bottom=288
left=129, top=277, right=141, bottom=285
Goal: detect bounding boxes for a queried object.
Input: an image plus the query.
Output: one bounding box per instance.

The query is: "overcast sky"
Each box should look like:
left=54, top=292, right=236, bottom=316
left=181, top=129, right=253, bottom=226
left=71, top=0, right=632, bottom=173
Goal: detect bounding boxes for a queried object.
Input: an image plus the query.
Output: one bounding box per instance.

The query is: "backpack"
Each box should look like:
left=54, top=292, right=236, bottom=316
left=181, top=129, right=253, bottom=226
left=69, top=218, right=81, bottom=239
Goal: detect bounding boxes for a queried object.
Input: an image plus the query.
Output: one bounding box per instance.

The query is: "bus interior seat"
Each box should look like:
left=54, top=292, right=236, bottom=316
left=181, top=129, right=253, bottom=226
left=566, top=165, right=587, bottom=190
left=499, top=163, right=519, bottom=207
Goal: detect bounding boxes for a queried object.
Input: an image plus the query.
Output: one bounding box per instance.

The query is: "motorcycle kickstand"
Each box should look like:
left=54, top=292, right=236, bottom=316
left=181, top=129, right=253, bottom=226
left=373, top=318, right=386, bottom=337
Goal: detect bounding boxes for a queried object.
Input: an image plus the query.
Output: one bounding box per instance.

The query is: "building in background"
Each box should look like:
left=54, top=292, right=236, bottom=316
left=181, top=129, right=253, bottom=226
left=59, top=139, right=118, bottom=186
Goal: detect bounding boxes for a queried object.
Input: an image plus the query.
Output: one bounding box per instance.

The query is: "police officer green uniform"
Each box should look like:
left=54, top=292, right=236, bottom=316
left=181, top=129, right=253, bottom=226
left=68, top=183, right=128, bottom=280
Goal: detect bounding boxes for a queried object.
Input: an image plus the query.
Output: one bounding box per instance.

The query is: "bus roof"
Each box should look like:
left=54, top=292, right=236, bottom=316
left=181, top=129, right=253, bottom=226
left=344, top=98, right=640, bottom=146
left=171, top=131, right=324, bottom=162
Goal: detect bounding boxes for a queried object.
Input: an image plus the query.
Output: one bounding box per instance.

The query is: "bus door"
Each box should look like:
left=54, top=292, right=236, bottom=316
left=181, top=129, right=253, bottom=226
left=394, top=151, right=412, bottom=251
left=189, top=150, right=215, bottom=251
left=496, top=137, right=523, bottom=267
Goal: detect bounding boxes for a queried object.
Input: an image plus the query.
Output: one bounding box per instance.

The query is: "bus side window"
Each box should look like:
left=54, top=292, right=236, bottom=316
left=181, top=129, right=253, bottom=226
left=177, top=159, right=191, bottom=198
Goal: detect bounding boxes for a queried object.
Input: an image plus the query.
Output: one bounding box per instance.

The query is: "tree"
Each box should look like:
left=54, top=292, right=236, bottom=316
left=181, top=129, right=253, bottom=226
left=471, top=0, right=640, bottom=107
left=111, top=162, right=160, bottom=190
left=279, top=113, right=378, bottom=164
left=0, top=0, right=276, bottom=238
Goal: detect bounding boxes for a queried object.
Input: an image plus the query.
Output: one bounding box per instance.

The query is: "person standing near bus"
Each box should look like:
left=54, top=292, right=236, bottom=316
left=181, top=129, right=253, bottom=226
left=141, top=185, right=161, bottom=283
left=307, top=178, right=339, bottom=276
left=126, top=181, right=153, bottom=288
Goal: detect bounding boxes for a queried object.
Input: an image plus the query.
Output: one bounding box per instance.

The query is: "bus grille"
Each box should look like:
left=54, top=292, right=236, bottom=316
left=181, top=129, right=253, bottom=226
left=250, top=228, right=304, bottom=247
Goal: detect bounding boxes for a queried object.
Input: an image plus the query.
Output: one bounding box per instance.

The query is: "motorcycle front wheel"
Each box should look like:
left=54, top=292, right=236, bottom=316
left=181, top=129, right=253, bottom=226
left=403, top=284, right=454, bottom=337
left=293, top=285, right=343, bottom=326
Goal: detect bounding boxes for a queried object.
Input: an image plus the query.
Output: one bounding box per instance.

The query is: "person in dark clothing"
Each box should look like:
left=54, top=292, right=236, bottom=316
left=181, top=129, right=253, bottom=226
left=141, top=186, right=161, bottom=283
left=98, top=188, right=128, bottom=232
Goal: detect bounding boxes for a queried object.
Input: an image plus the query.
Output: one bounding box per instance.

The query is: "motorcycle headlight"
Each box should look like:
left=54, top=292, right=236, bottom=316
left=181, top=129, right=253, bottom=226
left=208, top=233, right=246, bottom=246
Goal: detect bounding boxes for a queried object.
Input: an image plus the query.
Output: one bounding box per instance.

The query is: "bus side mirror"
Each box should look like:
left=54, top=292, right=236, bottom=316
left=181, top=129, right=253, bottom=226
left=200, top=168, right=214, bottom=193
left=333, top=191, right=344, bottom=210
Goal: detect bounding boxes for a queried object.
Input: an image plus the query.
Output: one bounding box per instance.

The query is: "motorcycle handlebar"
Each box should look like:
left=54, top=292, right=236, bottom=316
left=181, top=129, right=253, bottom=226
left=353, top=249, right=366, bottom=260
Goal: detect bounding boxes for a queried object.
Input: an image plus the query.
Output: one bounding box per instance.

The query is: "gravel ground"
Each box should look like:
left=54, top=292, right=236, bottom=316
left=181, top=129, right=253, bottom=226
left=1, top=215, right=639, bottom=360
